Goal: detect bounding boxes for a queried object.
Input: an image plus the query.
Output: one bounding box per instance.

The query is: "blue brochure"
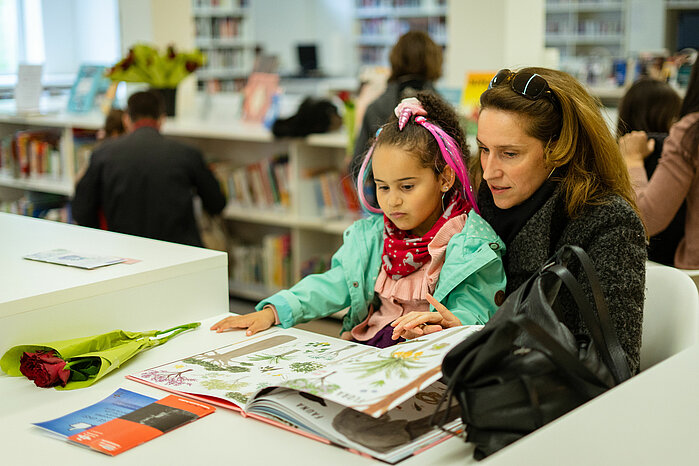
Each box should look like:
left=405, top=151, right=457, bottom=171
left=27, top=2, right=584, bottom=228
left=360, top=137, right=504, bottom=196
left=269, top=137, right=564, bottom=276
left=33, top=388, right=156, bottom=437
left=67, top=64, right=110, bottom=113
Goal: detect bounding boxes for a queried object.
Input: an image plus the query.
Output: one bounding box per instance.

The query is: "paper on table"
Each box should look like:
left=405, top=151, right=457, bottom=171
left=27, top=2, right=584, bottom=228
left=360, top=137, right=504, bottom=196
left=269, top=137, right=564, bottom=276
left=23, top=248, right=126, bottom=269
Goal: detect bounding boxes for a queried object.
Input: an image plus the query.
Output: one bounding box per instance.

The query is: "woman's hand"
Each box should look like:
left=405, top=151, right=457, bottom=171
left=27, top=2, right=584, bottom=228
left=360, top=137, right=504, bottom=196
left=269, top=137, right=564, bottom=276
left=619, top=131, right=655, bottom=168
left=210, top=307, right=276, bottom=336
left=390, top=294, right=461, bottom=340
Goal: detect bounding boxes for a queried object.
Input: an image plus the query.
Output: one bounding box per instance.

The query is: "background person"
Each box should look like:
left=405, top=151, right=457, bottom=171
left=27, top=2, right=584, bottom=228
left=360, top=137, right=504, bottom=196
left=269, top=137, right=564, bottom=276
left=616, top=78, right=683, bottom=266
left=72, top=90, right=226, bottom=247
left=350, top=31, right=443, bottom=189
left=620, top=59, right=699, bottom=270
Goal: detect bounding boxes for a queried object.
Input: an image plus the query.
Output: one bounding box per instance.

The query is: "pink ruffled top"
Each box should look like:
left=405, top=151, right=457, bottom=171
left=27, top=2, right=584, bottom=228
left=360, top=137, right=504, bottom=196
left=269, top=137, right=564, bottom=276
left=351, top=214, right=467, bottom=341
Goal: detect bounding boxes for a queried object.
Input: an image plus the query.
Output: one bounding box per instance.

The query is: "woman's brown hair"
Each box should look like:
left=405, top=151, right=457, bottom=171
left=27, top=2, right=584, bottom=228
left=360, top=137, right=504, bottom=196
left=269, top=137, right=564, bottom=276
left=389, top=31, right=442, bottom=82
left=616, top=78, right=681, bottom=137
left=479, top=67, right=639, bottom=220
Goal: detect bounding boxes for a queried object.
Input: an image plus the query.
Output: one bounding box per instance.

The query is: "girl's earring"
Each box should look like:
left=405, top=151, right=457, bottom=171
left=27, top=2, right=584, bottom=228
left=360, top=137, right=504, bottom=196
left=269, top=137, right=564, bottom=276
left=441, top=189, right=448, bottom=211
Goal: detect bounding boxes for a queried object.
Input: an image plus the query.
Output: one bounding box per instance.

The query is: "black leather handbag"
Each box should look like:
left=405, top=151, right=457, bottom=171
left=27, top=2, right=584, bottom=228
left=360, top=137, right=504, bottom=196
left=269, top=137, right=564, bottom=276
left=431, top=245, right=631, bottom=460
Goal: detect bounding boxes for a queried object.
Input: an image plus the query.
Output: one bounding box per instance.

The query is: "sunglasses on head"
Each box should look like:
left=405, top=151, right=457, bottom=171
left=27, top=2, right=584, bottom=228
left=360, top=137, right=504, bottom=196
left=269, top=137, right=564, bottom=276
left=488, top=69, right=560, bottom=108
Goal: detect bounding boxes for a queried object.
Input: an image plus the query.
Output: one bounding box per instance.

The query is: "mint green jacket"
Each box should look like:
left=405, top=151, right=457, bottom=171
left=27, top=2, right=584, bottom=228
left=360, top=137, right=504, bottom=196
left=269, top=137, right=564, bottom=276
left=256, top=212, right=507, bottom=334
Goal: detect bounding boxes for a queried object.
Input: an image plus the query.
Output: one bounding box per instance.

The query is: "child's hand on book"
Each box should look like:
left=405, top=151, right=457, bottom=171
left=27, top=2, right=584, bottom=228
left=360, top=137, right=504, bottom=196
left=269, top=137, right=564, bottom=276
left=390, top=294, right=461, bottom=340
left=210, top=307, right=276, bottom=336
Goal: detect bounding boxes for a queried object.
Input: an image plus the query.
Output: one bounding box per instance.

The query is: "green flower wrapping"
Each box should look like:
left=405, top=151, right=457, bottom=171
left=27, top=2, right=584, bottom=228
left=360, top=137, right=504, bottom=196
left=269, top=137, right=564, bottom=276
left=105, top=43, right=205, bottom=88
left=0, top=322, right=200, bottom=390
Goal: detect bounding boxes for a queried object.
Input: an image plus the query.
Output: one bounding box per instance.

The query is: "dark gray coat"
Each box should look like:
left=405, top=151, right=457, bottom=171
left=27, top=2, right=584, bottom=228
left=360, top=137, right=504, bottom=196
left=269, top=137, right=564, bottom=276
left=479, top=186, right=647, bottom=373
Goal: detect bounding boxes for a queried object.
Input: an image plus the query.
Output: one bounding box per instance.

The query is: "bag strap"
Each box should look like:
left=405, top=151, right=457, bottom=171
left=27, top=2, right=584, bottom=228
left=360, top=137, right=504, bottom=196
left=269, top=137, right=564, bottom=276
left=512, top=315, right=611, bottom=397
left=549, top=245, right=631, bottom=382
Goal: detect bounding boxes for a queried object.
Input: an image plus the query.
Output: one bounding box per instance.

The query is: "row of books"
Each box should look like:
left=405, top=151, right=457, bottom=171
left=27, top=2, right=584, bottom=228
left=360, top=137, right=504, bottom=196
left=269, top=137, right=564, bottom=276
left=0, top=131, right=62, bottom=179
left=193, top=0, right=248, bottom=9
left=199, top=48, right=247, bottom=69
left=195, top=17, right=246, bottom=40
left=305, top=170, right=361, bottom=219
left=359, top=17, right=446, bottom=37
left=0, top=197, right=71, bottom=223
left=229, top=234, right=293, bottom=290
left=215, top=156, right=290, bottom=211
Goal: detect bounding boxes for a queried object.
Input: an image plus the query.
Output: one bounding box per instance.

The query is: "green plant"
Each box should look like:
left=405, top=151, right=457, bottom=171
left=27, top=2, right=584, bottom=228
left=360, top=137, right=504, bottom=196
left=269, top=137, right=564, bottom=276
left=105, top=43, right=205, bottom=88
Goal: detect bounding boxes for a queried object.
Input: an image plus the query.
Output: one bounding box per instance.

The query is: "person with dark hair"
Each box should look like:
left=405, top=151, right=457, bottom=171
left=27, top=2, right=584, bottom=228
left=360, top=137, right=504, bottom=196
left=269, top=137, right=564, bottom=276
left=396, top=68, right=646, bottom=373
left=351, top=31, right=443, bottom=180
left=100, top=108, right=126, bottom=140
left=621, top=59, right=699, bottom=269
left=212, top=91, right=505, bottom=348
left=616, top=78, right=683, bottom=265
left=72, top=90, right=226, bottom=247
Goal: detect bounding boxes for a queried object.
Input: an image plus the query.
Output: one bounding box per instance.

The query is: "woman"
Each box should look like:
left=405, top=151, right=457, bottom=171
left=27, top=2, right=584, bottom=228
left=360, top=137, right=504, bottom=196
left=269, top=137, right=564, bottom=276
left=395, top=68, right=647, bottom=373
left=351, top=30, right=443, bottom=179
left=620, top=60, right=699, bottom=270
left=616, top=78, right=683, bottom=266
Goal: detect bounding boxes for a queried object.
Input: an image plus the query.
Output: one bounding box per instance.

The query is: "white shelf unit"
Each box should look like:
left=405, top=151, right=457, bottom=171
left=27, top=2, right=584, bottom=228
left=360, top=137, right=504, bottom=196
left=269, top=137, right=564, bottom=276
left=192, top=0, right=255, bottom=92
left=355, top=0, right=448, bottom=68
left=0, top=103, right=356, bottom=302
left=545, top=0, right=628, bottom=59
left=170, top=125, right=355, bottom=301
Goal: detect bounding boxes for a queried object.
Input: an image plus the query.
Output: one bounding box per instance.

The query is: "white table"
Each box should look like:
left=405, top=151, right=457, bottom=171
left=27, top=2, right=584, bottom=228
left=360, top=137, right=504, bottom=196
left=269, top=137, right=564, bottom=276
left=0, top=213, right=228, bottom=355
left=2, top=313, right=698, bottom=465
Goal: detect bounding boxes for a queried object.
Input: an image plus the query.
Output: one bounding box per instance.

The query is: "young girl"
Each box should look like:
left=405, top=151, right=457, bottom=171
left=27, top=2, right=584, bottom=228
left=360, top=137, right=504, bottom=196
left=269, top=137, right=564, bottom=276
left=211, top=92, right=506, bottom=347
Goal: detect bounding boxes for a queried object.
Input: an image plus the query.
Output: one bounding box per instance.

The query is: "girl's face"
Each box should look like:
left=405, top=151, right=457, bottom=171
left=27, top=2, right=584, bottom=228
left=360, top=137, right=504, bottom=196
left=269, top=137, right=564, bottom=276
left=477, top=108, right=550, bottom=209
left=372, top=144, right=451, bottom=237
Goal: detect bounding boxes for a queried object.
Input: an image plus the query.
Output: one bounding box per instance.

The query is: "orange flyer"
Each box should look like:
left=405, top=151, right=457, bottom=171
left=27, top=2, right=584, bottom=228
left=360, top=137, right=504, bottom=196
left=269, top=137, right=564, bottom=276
left=68, top=394, right=215, bottom=456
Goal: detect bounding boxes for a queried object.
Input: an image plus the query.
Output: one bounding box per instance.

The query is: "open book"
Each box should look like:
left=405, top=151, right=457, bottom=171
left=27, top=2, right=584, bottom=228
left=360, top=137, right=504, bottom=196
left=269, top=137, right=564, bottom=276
left=127, top=325, right=480, bottom=463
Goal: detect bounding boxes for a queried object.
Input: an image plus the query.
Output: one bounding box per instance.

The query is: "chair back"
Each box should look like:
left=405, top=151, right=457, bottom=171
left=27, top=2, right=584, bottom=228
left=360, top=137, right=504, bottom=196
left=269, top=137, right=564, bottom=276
left=641, top=265, right=699, bottom=370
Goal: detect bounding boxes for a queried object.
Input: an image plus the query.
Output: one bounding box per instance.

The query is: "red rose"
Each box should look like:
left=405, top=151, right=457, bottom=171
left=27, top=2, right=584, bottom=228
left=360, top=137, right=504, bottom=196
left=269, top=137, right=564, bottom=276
left=19, top=351, right=70, bottom=388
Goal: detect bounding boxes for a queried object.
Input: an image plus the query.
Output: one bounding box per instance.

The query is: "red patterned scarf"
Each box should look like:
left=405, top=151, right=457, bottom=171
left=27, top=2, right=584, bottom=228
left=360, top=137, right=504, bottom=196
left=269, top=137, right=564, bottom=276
left=382, top=193, right=471, bottom=279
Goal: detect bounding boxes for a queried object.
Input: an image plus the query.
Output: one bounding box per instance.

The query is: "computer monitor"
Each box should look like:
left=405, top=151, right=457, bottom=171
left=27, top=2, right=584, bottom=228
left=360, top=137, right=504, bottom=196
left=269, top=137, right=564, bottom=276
left=297, top=44, right=319, bottom=76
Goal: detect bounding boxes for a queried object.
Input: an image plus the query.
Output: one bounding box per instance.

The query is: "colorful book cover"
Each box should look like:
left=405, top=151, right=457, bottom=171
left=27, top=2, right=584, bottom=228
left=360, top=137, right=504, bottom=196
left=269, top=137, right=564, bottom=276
left=242, top=72, right=280, bottom=124
left=67, top=394, right=216, bottom=456
left=34, top=388, right=156, bottom=438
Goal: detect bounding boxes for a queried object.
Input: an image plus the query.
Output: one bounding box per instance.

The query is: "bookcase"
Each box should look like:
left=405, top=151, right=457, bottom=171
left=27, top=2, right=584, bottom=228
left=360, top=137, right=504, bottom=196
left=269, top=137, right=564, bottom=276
left=545, top=0, right=628, bottom=60
left=192, top=0, right=255, bottom=92
left=0, top=100, right=356, bottom=303
left=354, top=0, right=448, bottom=68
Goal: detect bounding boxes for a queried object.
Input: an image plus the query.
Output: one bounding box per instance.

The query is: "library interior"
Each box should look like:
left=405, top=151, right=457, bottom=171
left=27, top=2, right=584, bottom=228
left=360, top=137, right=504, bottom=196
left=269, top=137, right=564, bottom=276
left=1, top=1, right=698, bottom=465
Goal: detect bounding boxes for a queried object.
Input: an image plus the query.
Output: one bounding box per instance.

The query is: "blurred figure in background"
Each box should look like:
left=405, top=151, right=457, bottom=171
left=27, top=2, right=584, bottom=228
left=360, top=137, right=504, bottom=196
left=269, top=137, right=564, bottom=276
left=616, top=78, right=683, bottom=265
left=620, top=59, right=699, bottom=269
left=351, top=31, right=443, bottom=184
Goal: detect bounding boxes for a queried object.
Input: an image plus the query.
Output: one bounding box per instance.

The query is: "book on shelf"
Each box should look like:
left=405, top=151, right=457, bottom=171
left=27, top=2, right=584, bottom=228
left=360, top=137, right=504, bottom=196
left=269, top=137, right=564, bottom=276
left=34, top=387, right=216, bottom=456
left=242, top=72, right=280, bottom=123
left=230, top=233, right=292, bottom=290
left=0, top=130, right=62, bottom=179
left=127, top=325, right=481, bottom=463
left=215, top=155, right=289, bottom=211
left=306, top=169, right=361, bottom=219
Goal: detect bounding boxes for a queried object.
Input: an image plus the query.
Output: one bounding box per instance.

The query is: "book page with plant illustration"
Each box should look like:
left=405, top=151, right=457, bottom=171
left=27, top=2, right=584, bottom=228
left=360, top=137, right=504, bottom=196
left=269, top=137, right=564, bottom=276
left=128, top=325, right=480, bottom=418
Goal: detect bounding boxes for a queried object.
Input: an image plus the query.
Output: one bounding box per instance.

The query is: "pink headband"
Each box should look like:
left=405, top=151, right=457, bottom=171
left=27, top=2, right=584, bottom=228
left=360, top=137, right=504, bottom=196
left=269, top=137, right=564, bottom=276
left=357, top=98, right=479, bottom=215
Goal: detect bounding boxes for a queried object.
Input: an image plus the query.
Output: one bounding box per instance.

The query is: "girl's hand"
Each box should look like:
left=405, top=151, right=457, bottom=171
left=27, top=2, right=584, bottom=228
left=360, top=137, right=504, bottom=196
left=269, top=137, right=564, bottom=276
left=210, top=307, right=276, bottom=336
left=390, top=294, right=461, bottom=340
left=619, top=131, right=655, bottom=168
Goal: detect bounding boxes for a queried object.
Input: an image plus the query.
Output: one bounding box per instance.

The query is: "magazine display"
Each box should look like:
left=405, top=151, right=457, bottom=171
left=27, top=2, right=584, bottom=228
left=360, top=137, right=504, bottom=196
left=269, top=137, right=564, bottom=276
left=128, top=325, right=481, bottom=463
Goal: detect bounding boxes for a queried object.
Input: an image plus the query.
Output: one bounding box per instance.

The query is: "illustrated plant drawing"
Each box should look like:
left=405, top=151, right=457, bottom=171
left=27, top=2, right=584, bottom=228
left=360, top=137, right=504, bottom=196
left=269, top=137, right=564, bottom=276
left=248, top=349, right=299, bottom=364
left=183, top=357, right=251, bottom=373
left=347, top=350, right=432, bottom=379
left=289, top=361, right=325, bottom=373
left=140, top=367, right=196, bottom=386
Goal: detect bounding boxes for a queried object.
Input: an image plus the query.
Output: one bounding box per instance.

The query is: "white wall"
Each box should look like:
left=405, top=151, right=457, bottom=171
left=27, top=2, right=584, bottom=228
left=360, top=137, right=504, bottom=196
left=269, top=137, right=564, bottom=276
left=41, top=0, right=119, bottom=75
left=250, top=0, right=354, bottom=76
left=445, top=0, right=546, bottom=88
left=627, top=0, right=666, bottom=55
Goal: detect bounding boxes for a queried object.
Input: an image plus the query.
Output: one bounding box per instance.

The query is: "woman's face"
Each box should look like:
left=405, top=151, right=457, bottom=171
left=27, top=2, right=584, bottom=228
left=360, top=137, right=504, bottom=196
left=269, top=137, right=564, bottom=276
left=477, top=108, right=550, bottom=209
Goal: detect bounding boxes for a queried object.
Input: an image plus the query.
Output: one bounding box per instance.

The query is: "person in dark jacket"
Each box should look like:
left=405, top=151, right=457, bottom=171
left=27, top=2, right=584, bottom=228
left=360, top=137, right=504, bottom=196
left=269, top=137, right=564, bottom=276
left=72, top=90, right=226, bottom=247
left=616, top=78, right=683, bottom=266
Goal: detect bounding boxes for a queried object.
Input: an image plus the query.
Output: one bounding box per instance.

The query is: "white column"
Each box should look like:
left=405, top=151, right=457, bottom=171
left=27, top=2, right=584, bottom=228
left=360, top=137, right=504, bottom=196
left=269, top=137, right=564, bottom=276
left=444, top=0, right=546, bottom=88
